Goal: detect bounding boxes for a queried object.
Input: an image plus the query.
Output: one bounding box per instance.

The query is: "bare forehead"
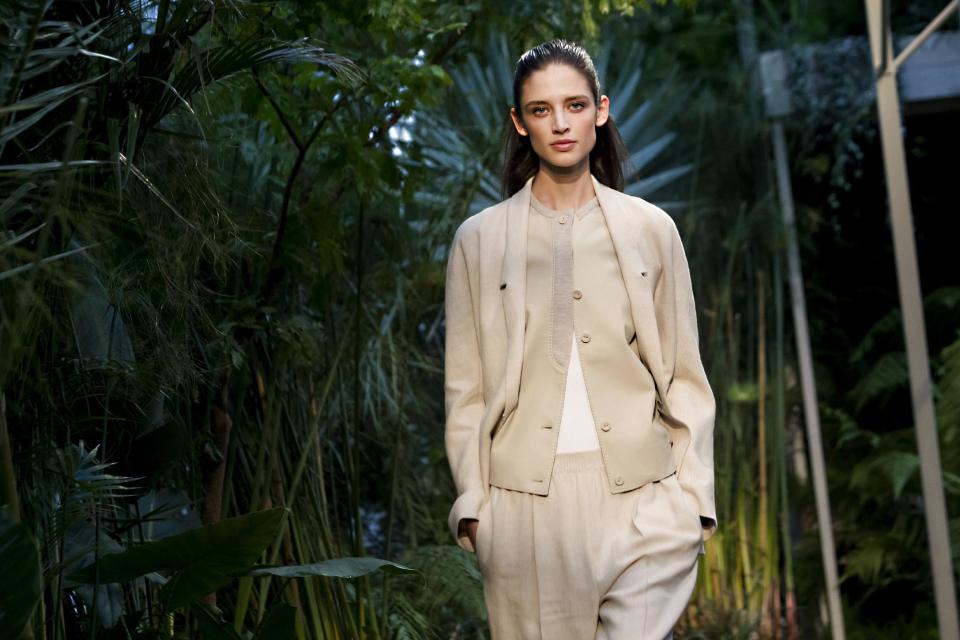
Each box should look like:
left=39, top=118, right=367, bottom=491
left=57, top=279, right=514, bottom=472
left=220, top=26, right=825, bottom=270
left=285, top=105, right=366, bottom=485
left=521, top=64, right=594, bottom=104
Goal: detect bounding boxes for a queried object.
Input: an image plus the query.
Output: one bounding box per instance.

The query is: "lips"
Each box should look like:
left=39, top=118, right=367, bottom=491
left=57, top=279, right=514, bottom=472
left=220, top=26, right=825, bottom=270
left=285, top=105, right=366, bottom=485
left=551, top=140, right=576, bottom=150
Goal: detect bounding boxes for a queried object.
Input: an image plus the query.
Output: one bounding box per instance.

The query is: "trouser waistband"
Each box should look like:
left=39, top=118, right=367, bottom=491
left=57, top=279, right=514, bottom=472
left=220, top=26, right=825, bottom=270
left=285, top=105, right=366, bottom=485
left=552, top=448, right=604, bottom=473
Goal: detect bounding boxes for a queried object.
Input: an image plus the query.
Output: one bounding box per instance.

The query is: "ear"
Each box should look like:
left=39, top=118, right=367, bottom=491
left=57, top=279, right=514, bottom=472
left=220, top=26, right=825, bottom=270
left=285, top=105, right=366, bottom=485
left=595, top=95, right=610, bottom=127
left=510, top=107, right=528, bottom=136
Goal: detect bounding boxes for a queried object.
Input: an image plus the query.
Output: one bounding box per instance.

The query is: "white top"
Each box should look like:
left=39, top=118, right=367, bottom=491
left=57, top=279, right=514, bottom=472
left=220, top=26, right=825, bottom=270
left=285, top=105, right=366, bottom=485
left=556, top=331, right=601, bottom=452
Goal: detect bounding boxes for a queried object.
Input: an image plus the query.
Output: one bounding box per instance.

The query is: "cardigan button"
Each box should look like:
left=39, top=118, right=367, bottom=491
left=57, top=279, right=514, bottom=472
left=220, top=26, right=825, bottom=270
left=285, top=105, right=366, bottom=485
left=601, top=422, right=611, bottom=432
left=572, top=289, right=583, bottom=299
left=558, top=215, right=567, bottom=224
left=580, top=333, right=591, bottom=343
left=614, top=477, right=624, bottom=486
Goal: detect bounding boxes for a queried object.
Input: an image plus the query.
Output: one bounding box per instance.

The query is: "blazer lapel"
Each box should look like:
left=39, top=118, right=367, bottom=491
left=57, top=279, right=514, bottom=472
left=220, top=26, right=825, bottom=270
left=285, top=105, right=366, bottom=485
left=591, top=174, right=669, bottom=401
left=499, top=175, right=533, bottom=418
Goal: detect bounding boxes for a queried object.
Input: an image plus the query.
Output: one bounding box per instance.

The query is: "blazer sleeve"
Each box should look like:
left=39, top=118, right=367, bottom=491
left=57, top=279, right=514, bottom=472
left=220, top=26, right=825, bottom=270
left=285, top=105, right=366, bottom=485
left=443, top=224, right=486, bottom=553
left=661, top=219, right=718, bottom=541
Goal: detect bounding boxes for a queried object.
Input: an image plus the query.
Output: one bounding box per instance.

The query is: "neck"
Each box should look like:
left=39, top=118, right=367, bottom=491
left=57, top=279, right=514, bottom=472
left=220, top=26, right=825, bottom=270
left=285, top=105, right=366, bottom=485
left=530, top=162, right=596, bottom=211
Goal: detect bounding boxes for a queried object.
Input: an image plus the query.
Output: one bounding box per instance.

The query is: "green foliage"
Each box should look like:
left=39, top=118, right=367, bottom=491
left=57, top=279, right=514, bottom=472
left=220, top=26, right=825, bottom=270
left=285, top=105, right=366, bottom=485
left=249, top=557, right=416, bottom=580
left=256, top=602, right=297, bottom=640
left=938, top=330, right=960, bottom=437
left=819, top=289, right=960, bottom=629
left=413, top=31, right=693, bottom=215
left=580, top=0, right=700, bottom=39
left=3, top=0, right=955, bottom=637
left=396, top=545, right=486, bottom=619
left=72, top=508, right=287, bottom=609
left=192, top=603, right=246, bottom=640
left=0, top=508, right=42, bottom=639
left=675, top=604, right=760, bottom=639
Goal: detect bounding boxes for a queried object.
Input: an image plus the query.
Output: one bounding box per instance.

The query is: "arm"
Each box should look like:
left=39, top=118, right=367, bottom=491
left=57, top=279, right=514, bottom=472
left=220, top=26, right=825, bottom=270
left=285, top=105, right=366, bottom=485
left=660, top=220, right=718, bottom=541
left=443, top=225, right=486, bottom=553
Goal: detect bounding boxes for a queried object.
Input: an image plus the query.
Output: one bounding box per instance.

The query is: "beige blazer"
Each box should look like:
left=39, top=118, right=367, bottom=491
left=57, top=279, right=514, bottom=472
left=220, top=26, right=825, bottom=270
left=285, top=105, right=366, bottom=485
left=444, top=173, right=716, bottom=553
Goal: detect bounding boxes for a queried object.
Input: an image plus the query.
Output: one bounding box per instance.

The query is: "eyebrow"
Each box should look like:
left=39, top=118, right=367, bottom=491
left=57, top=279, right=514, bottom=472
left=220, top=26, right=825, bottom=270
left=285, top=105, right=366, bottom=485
left=523, top=95, right=592, bottom=108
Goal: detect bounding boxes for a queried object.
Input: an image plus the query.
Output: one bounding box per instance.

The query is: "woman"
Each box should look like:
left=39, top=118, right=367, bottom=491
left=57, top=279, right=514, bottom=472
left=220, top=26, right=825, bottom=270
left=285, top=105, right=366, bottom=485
left=443, top=39, right=717, bottom=639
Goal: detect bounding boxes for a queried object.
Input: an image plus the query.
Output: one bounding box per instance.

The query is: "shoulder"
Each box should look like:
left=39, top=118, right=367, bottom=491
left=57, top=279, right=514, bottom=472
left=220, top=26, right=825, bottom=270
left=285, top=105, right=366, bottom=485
left=451, top=195, right=512, bottom=246
left=598, top=183, right=681, bottom=252
left=608, top=186, right=678, bottom=232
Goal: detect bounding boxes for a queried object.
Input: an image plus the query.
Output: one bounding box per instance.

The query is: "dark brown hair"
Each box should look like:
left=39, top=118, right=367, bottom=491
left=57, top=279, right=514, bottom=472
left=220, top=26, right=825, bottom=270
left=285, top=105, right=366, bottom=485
left=500, top=38, right=629, bottom=198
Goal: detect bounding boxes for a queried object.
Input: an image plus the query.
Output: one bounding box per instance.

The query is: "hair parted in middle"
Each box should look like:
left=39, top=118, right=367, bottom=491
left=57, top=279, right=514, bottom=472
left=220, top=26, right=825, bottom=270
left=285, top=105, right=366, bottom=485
left=500, top=38, right=629, bottom=198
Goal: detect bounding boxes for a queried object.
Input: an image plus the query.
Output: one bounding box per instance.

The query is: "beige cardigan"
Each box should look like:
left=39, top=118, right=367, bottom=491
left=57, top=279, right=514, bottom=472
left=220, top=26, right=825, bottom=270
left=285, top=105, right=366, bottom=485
left=444, top=173, right=716, bottom=553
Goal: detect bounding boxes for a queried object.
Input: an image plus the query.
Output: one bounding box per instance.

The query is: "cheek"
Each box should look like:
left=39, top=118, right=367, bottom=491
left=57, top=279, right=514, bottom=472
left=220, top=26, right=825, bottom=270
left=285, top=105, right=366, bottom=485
left=530, top=124, right=552, bottom=149
left=581, top=116, right=597, bottom=138
left=580, top=120, right=597, bottom=149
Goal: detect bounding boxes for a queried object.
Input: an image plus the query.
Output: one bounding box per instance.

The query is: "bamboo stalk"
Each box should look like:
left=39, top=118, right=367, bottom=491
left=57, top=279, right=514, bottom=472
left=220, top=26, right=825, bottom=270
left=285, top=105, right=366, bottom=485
left=253, top=366, right=290, bottom=624
left=350, top=202, right=375, bottom=637
left=202, top=365, right=233, bottom=608
left=291, top=518, right=325, bottom=639
left=775, top=246, right=798, bottom=640
left=758, top=269, right=772, bottom=634
left=234, top=577, right=254, bottom=633
left=736, top=482, right=750, bottom=611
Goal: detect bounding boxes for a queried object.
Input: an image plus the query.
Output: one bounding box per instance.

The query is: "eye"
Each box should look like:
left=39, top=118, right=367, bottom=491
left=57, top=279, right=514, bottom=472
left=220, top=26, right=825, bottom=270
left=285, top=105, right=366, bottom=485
left=532, top=106, right=547, bottom=115
left=570, top=101, right=586, bottom=110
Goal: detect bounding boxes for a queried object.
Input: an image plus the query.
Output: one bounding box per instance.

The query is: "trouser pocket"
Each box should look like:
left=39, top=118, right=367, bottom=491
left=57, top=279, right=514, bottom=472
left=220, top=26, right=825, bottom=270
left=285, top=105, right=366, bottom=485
left=630, top=473, right=703, bottom=552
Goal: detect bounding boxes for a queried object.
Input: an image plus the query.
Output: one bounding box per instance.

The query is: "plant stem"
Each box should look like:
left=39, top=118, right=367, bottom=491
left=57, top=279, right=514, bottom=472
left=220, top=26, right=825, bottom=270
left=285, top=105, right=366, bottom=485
left=0, top=392, right=19, bottom=520
left=202, top=365, right=234, bottom=607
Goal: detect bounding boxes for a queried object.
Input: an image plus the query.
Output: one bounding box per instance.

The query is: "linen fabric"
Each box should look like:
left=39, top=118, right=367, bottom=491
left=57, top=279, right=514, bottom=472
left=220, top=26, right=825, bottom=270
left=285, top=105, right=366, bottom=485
left=444, top=173, right=716, bottom=553
left=488, top=183, right=675, bottom=496
left=476, top=448, right=703, bottom=639
left=527, top=190, right=603, bottom=454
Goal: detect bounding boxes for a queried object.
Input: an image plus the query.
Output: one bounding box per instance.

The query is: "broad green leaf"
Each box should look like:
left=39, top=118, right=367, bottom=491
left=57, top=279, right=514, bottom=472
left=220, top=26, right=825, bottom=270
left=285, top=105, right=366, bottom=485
left=0, top=508, right=42, bottom=639
left=248, top=556, right=416, bottom=580
left=625, top=163, right=694, bottom=198
left=71, top=508, right=287, bottom=609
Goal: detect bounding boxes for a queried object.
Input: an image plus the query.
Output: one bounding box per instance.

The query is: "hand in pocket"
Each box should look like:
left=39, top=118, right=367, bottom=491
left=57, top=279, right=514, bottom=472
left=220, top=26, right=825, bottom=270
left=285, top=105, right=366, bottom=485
left=466, top=518, right=479, bottom=550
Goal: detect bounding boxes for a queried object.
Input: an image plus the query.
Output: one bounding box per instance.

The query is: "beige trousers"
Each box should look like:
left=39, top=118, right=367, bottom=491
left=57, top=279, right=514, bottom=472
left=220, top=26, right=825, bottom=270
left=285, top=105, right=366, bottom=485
left=475, top=449, right=703, bottom=640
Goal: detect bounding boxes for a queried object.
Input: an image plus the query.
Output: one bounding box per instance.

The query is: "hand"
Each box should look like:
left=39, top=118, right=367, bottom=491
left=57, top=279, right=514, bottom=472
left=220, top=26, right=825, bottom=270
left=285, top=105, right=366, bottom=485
left=462, top=518, right=480, bottom=550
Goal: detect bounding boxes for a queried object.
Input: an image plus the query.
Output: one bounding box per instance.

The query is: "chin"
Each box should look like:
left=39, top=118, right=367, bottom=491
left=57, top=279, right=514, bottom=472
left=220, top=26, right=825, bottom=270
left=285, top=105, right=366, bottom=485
left=542, top=154, right=590, bottom=170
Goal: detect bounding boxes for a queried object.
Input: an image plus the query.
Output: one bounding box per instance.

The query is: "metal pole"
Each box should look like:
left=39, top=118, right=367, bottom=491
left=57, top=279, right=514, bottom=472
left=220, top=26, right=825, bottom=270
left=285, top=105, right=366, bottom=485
left=864, top=3, right=960, bottom=639
left=770, top=119, right=846, bottom=640
left=760, top=50, right=846, bottom=638
left=892, top=0, right=958, bottom=70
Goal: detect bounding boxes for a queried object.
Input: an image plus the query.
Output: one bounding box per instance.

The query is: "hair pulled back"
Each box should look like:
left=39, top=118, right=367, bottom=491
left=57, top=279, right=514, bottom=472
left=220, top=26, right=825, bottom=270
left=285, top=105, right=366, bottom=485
left=500, top=38, right=628, bottom=198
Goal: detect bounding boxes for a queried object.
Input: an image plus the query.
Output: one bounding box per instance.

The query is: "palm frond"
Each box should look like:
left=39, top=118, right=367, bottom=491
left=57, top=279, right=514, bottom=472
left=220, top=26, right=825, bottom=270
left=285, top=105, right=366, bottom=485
left=412, top=30, right=692, bottom=217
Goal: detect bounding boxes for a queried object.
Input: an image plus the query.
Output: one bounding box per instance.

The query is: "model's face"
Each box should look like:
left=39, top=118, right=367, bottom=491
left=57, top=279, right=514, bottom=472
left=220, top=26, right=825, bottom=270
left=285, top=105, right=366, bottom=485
left=510, top=63, right=609, bottom=171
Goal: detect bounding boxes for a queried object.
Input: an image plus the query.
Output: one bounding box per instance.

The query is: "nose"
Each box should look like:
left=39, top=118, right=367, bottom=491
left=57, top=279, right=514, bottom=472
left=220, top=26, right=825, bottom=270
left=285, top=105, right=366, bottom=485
left=552, top=111, right=569, bottom=133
